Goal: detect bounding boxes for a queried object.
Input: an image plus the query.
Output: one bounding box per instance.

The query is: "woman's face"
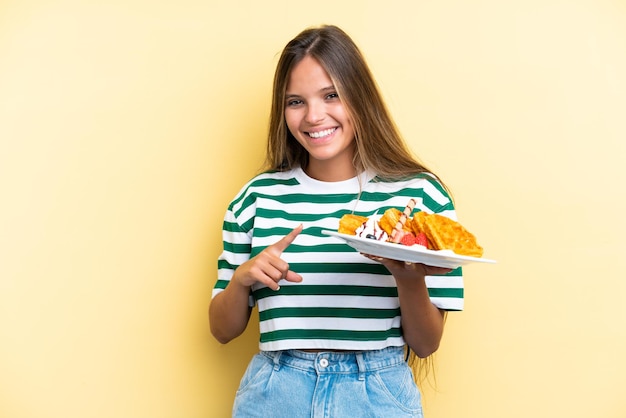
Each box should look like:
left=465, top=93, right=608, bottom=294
left=284, top=56, right=356, bottom=181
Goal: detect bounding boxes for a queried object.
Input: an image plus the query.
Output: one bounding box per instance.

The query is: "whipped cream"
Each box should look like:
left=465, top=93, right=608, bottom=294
left=355, top=216, right=389, bottom=241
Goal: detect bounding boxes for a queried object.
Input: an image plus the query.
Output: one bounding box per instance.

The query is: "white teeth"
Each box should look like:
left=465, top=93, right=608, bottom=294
left=308, top=128, right=336, bottom=139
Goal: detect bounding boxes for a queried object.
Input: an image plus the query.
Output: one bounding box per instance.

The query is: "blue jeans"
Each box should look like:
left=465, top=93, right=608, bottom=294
left=232, top=346, right=423, bottom=418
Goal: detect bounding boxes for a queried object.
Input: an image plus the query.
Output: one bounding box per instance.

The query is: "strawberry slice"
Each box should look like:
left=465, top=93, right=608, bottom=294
left=399, top=232, right=416, bottom=246
left=415, top=232, right=429, bottom=248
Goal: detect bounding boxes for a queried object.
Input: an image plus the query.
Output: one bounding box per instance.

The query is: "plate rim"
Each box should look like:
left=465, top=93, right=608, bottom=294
left=322, top=230, right=496, bottom=265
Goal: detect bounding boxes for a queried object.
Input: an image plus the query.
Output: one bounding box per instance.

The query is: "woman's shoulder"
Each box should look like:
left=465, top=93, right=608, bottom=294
left=370, top=172, right=445, bottom=192
left=240, top=168, right=300, bottom=189
left=368, top=172, right=453, bottom=209
left=229, top=168, right=301, bottom=201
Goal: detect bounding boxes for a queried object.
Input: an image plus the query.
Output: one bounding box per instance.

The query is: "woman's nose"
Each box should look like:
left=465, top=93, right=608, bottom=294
left=304, top=101, right=325, bottom=124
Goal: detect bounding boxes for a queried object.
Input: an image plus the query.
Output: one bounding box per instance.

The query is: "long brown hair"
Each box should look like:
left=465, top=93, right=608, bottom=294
left=265, top=25, right=443, bottom=185
left=265, top=24, right=451, bottom=385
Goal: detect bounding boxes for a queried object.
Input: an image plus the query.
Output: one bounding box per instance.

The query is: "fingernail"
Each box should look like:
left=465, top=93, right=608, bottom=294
left=275, top=285, right=281, bottom=291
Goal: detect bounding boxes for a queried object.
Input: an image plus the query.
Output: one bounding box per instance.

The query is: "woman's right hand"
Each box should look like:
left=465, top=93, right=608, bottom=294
left=210, top=224, right=304, bottom=343
left=232, top=224, right=304, bottom=291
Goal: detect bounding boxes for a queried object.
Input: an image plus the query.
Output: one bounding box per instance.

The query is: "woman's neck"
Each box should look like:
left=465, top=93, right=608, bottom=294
left=304, top=162, right=357, bottom=182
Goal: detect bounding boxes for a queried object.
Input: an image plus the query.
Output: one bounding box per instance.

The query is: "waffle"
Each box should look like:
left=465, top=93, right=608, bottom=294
left=338, top=214, right=368, bottom=235
left=379, top=208, right=412, bottom=237
left=409, top=211, right=428, bottom=235
left=421, top=213, right=484, bottom=257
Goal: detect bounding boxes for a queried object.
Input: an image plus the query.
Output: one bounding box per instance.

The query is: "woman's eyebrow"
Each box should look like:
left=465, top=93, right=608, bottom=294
left=285, top=86, right=336, bottom=98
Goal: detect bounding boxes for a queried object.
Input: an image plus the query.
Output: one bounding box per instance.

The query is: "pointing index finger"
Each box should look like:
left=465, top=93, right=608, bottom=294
left=271, top=224, right=303, bottom=254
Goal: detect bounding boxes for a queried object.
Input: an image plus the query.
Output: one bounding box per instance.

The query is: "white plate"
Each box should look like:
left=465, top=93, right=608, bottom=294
left=323, top=230, right=496, bottom=269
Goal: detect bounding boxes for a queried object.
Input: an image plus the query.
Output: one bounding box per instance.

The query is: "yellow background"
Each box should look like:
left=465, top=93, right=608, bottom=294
left=1, top=1, right=625, bottom=417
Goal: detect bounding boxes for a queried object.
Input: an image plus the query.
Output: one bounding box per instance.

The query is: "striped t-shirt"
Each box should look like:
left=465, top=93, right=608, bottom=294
left=212, top=167, right=464, bottom=351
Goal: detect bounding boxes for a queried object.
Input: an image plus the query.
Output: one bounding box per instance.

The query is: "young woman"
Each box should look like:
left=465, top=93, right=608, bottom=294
left=209, top=25, right=463, bottom=418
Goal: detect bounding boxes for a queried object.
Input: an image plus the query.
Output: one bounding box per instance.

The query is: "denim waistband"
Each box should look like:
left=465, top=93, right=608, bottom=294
left=261, top=346, right=406, bottom=377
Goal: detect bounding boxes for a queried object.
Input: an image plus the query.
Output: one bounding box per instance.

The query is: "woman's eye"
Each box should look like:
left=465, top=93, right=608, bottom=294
left=287, top=99, right=303, bottom=107
left=326, top=92, right=339, bottom=100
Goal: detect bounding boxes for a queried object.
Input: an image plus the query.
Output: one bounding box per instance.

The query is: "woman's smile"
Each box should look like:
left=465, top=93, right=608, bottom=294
left=306, top=127, right=337, bottom=140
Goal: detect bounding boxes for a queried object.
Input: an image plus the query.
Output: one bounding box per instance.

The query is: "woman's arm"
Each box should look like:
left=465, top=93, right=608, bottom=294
left=209, top=225, right=304, bottom=344
left=366, top=256, right=451, bottom=358
left=209, top=277, right=254, bottom=344
left=393, top=265, right=448, bottom=358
